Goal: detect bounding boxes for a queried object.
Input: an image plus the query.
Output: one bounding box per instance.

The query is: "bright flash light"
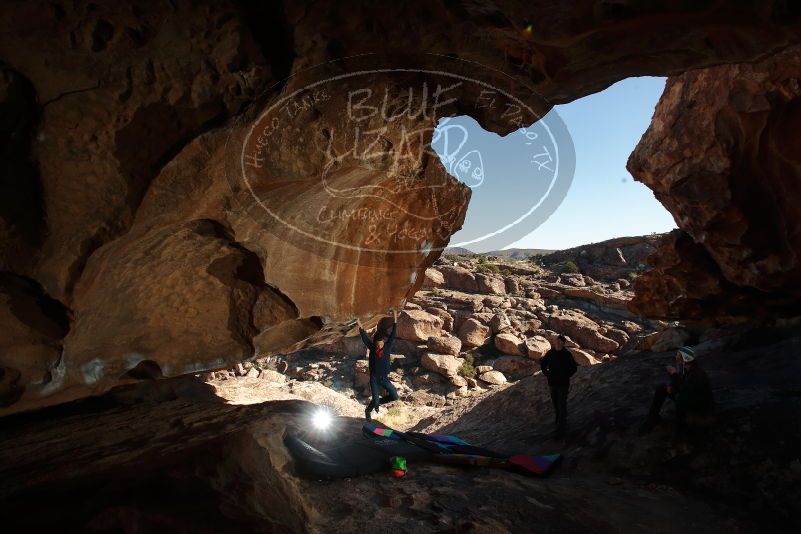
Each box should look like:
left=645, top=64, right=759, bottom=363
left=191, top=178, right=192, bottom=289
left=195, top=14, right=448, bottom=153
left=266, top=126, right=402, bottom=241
left=311, top=408, right=332, bottom=431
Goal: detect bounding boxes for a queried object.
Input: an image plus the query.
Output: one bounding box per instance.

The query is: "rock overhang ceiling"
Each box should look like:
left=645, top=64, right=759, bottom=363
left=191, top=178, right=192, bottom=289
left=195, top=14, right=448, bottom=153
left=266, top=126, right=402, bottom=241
left=1, top=0, right=800, bottom=414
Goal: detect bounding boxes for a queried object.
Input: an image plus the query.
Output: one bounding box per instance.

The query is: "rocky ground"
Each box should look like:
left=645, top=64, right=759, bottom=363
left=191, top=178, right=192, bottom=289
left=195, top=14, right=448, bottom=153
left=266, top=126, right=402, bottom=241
left=2, top=243, right=799, bottom=533
left=1, top=325, right=798, bottom=533
left=202, top=244, right=698, bottom=431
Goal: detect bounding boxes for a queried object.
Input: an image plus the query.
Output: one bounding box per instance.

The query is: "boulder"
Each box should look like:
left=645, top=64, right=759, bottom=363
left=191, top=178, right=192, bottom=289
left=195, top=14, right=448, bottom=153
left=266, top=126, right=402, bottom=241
left=525, top=336, right=551, bottom=360
left=426, top=334, right=462, bottom=356
left=397, top=310, right=444, bottom=342
left=245, top=367, right=260, bottom=378
left=650, top=327, right=691, bottom=353
left=422, top=268, right=445, bottom=289
left=420, top=353, right=461, bottom=378
left=354, top=360, right=370, bottom=389
left=411, top=372, right=445, bottom=388
left=521, top=318, right=544, bottom=334
left=456, top=318, right=490, bottom=348
left=425, top=307, right=454, bottom=331
left=525, top=288, right=542, bottom=300
left=516, top=297, right=546, bottom=311
left=259, top=368, right=287, bottom=383
left=537, top=286, right=563, bottom=299
left=476, top=274, right=506, bottom=296
left=489, top=312, right=512, bottom=334
left=604, top=328, right=630, bottom=348
left=478, top=370, right=507, bottom=386
left=443, top=291, right=485, bottom=312
left=483, top=295, right=506, bottom=308
left=505, top=277, right=520, bottom=295
left=449, top=309, right=473, bottom=333
left=390, top=354, right=416, bottom=368
left=388, top=338, right=424, bottom=358
left=635, top=332, right=659, bottom=351
left=560, top=273, right=586, bottom=287
left=342, top=335, right=369, bottom=357
left=561, top=286, right=631, bottom=310
left=534, top=329, right=579, bottom=349
left=568, top=347, right=602, bottom=366
left=493, top=356, right=537, bottom=376
left=619, top=320, right=644, bottom=335
left=546, top=310, right=620, bottom=354
left=439, top=265, right=478, bottom=292
left=471, top=312, right=495, bottom=325
left=449, top=375, right=468, bottom=388
left=475, top=365, right=493, bottom=374
left=494, top=333, right=524, bottom=356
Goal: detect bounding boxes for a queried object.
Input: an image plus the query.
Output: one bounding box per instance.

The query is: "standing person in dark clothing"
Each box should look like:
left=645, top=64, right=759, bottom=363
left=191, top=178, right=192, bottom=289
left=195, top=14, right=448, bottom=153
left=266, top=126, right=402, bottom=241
left=639, top=346, right=714, bottom=435
left=357, top=309, right=399, bottom=421
left=539, top=335, right=578, bottom=436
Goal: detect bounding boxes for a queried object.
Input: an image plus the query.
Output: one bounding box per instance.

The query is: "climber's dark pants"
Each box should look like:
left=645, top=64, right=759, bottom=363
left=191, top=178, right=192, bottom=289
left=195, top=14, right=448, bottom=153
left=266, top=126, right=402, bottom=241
left=549, top=385, right=569, bottom=433
left=368, top=374, right=398, bottom=410
left=648, top=384, right=687, bottom=429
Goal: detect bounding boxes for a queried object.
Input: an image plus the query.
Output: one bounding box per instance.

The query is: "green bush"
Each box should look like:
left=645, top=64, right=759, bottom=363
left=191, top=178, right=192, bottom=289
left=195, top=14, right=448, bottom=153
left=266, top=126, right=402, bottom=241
left=560, top=260, right=581, bottom=274
left=477, top=255, right=488, bottom=264
left=430, top=288, right=442, bottom=297
left=458, top=353, right=476, bottom=379
left=476, top=263, right=500, bottom=274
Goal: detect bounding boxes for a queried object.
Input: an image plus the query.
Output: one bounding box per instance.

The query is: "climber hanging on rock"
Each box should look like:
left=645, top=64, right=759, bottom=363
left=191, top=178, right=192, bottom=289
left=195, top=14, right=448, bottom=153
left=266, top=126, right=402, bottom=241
left=639, top=346, right=714, bottom=436
left=358, top=309, right=399, bottom=421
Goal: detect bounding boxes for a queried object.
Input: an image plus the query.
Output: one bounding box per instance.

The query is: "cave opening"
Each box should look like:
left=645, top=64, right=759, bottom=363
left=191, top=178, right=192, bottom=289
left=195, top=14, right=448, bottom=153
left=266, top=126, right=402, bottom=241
left=432, top=76, right=676, bottom=255
left=1, top=2, right=801, bottom=531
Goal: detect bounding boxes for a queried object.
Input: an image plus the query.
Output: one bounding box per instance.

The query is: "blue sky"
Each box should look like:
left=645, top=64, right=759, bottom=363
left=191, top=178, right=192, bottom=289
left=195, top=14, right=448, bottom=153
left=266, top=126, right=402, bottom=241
left=433, top=76, right=676, bottom=252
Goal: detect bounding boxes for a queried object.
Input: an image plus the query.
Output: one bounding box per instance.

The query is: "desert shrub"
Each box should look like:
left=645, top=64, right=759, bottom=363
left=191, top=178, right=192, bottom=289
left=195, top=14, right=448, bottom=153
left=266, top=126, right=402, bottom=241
left=430, top=288, right=442, bottom=297
left=458, top=353, right=476, bottom=379
left=386, top=407, right=401, bottom=417
left=477, top=255, right=488, bottom=264
left=476, top=263, right=501, bottom=274
left=560, top=260, right=581, bottom=274
left=627, top=271, right=638, bottom=280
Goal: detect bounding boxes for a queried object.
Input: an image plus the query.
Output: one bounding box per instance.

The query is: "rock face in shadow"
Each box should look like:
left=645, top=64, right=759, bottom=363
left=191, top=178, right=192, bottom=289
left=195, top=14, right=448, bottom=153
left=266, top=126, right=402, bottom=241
left=1, top=1, right=801, bottom=414
left=1, top=336, right=799, bottom=532
left=629, top=46, right=801, bottom=320
left=538, top=234, right=663, bottom=280
left=415, top=335, right=801, bottom=531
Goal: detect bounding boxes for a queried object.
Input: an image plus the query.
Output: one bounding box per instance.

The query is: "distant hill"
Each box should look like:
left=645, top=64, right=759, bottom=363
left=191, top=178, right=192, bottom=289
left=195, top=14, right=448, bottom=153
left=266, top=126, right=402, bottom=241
left=443, top=246, right=476, bottom=256
left=484, top=248, right=554, bottom=259
left=443, top=247, right=553, bottom=259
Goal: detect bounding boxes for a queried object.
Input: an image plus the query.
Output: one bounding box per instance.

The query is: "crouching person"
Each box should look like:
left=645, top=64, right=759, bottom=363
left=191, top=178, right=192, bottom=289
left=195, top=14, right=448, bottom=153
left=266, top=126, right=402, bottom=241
left=640, top=346, right=714, bottom=435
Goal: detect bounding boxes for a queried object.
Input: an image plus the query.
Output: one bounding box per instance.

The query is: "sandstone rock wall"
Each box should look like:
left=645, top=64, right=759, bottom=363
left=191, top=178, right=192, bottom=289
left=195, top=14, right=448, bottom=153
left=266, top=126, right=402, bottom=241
left=2, top=0, right=801, bottom=414
left=629, top=46, right=801, bottom=320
